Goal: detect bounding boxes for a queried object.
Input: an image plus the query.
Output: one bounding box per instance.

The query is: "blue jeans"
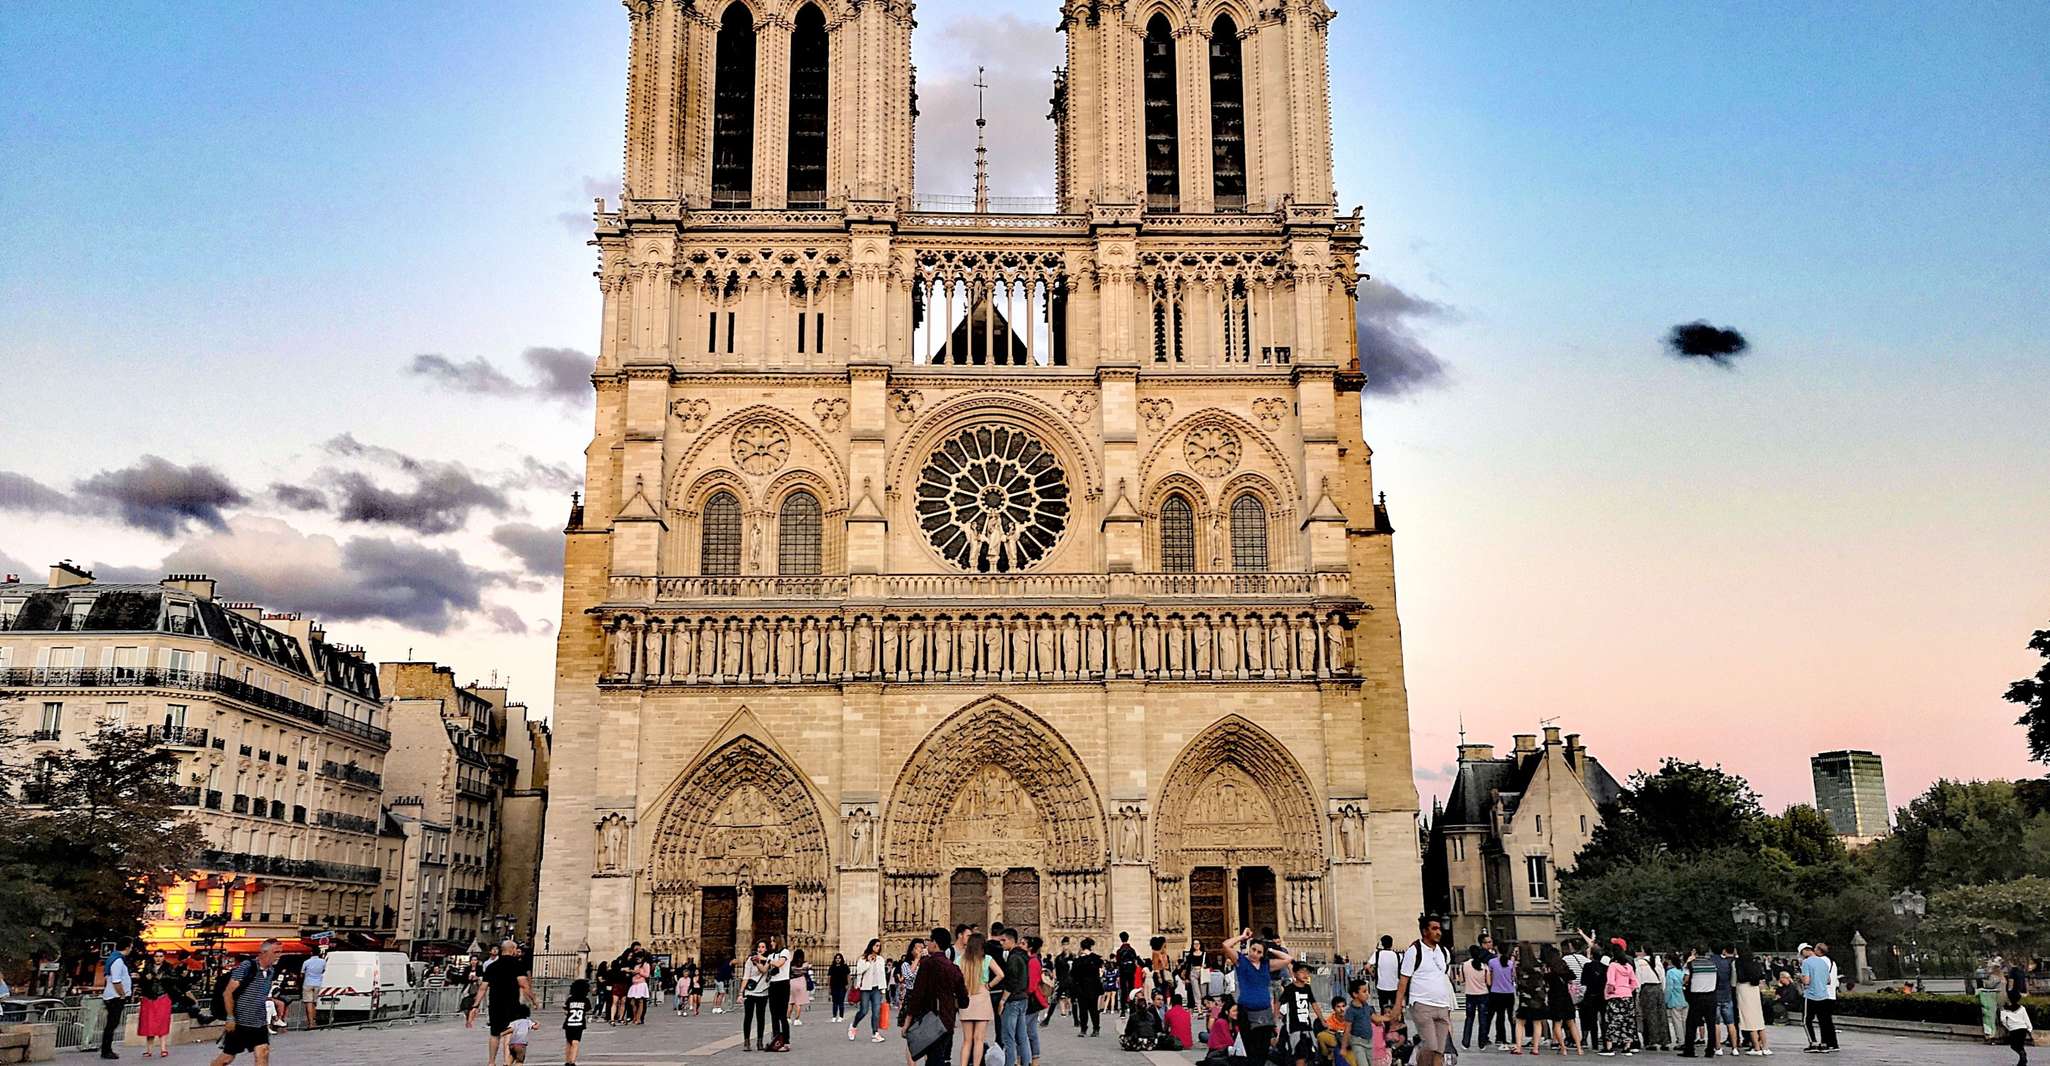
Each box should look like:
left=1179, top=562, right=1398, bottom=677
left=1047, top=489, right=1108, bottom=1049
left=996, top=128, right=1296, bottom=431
left=1024, top=1006, right=1042, bottom=1059
left=852, top=988, right=883, bottom=1033
left=999, top=997, right=1031, bottom=1057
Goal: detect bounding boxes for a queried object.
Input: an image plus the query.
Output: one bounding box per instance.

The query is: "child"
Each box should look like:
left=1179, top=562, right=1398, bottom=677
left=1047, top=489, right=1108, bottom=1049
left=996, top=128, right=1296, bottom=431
left=1372, top=1012, right=1408, bottom=1066
left=1322, top=997, right=1353, bottom=1066
left=564, top=978, right=592, bottom=1066
left=507, top=1004, right=536, bottom=1064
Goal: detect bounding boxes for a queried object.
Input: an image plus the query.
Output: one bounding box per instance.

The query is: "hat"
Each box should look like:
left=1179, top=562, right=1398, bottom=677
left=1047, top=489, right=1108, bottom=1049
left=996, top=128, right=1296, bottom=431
left=1796, top=943, right=1812, bottom=954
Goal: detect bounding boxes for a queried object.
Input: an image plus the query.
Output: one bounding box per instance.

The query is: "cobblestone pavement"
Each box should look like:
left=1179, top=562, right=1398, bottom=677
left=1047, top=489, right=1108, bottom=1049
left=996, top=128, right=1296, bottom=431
left=96, top=1008, right=2020, bottom=1066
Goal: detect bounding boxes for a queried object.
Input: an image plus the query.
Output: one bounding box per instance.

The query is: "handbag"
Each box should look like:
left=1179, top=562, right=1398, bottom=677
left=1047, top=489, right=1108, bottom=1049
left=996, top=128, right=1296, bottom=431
left=904, top=1011, right=947, bottom=1060
left=986, top=1040, right=1009, bottom=1066
left=1999, top=1005, right=2032, bottom=1033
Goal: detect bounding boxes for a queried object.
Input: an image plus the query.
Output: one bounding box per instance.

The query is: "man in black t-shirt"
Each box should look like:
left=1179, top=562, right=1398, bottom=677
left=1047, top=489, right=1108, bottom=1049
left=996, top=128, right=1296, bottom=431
left=468, top=940, right=535, bottom=1066
left=1114, top=934, right=1139, bottom=1016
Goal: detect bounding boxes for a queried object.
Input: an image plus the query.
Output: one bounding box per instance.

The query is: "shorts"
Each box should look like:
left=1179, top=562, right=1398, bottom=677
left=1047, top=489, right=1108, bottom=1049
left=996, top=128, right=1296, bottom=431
left=302, top=984, right=322, bottom=1001
left=1717, top=997, right=1736, bottom=1024
left=491, top=1012, right=521, bottom=1037
left=565, top=1025, right=586, bottom=1042
left=221, top=1025, right=271, bottom=1054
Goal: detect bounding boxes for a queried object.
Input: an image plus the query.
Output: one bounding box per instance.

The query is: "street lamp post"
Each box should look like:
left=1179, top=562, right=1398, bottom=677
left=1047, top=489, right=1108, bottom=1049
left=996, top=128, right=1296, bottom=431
left=1733, top=900, right=1763, bottom=947
left=1890, top=888, right=1927, bottom=991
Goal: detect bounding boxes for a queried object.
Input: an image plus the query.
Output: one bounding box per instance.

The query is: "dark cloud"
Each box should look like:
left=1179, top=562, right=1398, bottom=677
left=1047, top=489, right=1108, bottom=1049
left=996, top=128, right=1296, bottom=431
left=406, top=354, right=524, bottom=396
left=0, top=471, right=74, bottom=514
left=914, top=14, right=1062, bottom=199
left=270, top=483, right=329, bottom=511
left=492, top=522, right=564, bottom=577
left=4, top=456, right=251, bottom=535
left=557, top=174, right=623, bottom=232
left=483, top=605, right=530, bottom=635
left=314, top=435, right=512, bottom=534
left=1355, top=279, right=1452, bottom=396
left=523, top=347, right=594, bottom=402
left=404, top=347, right=593, bottom=406
left=328, top=469, right=510, bottom=536
left=1665, top=320, right=1750, bottom=365
left=156, top=517, right=514, bottom=633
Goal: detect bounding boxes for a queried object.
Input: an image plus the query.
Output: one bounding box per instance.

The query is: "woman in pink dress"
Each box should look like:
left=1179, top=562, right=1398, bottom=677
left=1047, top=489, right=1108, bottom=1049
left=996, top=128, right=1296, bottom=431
left=136, top=949, right=174, bottom=1057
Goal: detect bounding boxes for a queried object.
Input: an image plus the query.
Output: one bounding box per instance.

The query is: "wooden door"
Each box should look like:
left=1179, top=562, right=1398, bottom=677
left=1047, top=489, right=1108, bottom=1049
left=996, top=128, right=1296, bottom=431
left=1001, top=869, right=1040, bottom=941
left=949, top=869, right=988, bottom=932
left=1189, top=867, right=1227, bottom=961
left=1237, top=866, right=1277, bottom=937
left=753, top=885, right=789, bottom=947
left=701, top=886, right=738, bottom=970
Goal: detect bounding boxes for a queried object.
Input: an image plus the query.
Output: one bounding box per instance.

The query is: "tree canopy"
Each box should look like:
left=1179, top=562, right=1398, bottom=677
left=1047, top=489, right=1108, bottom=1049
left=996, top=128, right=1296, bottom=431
left=2007, top=625, right=2050, bottom=765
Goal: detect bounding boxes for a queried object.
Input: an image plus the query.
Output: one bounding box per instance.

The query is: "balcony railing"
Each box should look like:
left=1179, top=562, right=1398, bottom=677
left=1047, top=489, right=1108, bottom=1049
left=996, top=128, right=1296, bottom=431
left=316, top=810, right=379, bottom=835
left=454, top=780, right=492, bottom=801
left=450, top=887, right=489, bottom=908
left=0, top=668, right=389, bottom=745
left=319, top=761, right=383, bottom=789
left=911, top=194, right=1059, bottom=214
left=145, top=725, right=209, bottom=748
left=198, top=848, right=380, bottom=885
left=31, top=728, right=61, bottom=742
left=615, top=571, right=1345, bottom=605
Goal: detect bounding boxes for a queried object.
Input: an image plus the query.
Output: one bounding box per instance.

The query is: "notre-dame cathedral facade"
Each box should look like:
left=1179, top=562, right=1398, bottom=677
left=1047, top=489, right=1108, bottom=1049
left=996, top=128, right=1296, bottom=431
left=537, top=0, right=1422, bottom=964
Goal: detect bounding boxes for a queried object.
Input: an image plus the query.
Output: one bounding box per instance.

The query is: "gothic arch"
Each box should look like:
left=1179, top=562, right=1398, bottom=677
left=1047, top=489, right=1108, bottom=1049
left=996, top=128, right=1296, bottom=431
left=882, top=695, right=1107, bottom=874
left=1153, top=714, right=1323, bottom=876
left=886, top=389, right=1102, bottom=499
left=1137, top=406, right=1300, bottom=507
left=646, top=708, right=834, bottom=951
left=670, top=403, right=849, bottom=503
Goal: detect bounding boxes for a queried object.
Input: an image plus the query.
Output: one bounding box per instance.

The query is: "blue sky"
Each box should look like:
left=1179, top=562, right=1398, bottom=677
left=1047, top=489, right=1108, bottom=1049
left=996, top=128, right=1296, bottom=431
left=3, top=1, right=2046, bottom=810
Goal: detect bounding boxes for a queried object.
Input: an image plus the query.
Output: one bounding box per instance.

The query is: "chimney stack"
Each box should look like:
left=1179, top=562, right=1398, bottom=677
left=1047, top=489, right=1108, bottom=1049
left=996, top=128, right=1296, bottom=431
left=1512, top=733, right=1538, bottom=755
left=1564, top=733, right=1583, bottom=769
left=50, top=560, right=95, bottom=588
left=1457, top=743, right=1497, bottom=763
left=163, top=574, right=216, bottom=601
left=1542, top=725, right=1563, bottom=746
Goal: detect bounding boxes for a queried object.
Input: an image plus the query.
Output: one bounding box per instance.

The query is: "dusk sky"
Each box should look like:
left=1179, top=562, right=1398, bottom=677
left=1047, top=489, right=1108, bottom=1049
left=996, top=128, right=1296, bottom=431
left=3, top=1, right=2045, bottom=815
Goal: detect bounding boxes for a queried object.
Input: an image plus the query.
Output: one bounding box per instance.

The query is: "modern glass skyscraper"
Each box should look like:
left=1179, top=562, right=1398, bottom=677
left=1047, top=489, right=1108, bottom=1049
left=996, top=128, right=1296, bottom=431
left=1812, top=749, right=1890, bottom=840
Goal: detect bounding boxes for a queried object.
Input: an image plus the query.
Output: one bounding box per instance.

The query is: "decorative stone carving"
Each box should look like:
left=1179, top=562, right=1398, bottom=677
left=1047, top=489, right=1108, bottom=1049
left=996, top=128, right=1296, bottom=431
left=1154, top=715, right=1325, bottom=877
left=596, top=812, right=630, bottom=875
left=914, top=425, right=1071, bottom=573
left=1252, top=396, right=1288, bottom=430
left=730, top=418, right=790, bottom=475
left=1332, top=803, right=1367, bottom=861
left=811, top=397, right=848, bottom=431
left=1061, top=389, right=1098, bottom=422
left=671, top=397, right=710, bottom=431
left=1138, top=397, right=1174, bottom=433
left=844, top=806, right=877, bottom=868
left=1184, top=421, right=1242, bottom=478
left=890, top=387, right=924, bottom=423
left=1114, top=804, right=1147, bottom=863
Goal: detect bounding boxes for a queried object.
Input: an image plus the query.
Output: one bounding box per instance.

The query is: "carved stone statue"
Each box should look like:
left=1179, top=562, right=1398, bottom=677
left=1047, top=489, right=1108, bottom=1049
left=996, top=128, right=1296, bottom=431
left=1007, top=617, right=1030, bottom=680
left=846, top=809, right=875, bottom=867
left=596, top=813, right=628, bottom=873
left=720, top=619, right=743, bottom=680
left=881, top=618, right=901, bottom=679
left=1336, top=806, right=1365, bottom=861
left=1140, top=615, right=1162, bottom=676
left=775, top=619, right=797, bottom=681
left=748, top=520, right=765, bottom=573
left=932, top=618, right=953, bottom=677
left=1245, top=614, right=1266, bottom=675
left=1033, top=618, right=1056, bottom=680
left=1059, top=617, right=1080, bottom=679
left=1324, top=615, right=1349, bottom=675
left=852, top=618, right=875, bottom=678
left=798, top=618, right=819, bottom=680
left=983, top=618, right=1004, bottom=679
left=1218, top=617, right=1242, bottom=678
left=1084, top=616, right=1105, bottom=678
left=1117, top=806, right=1144, bottom=861
left=1267, top=616, right=1289, bottom=677
left=749, top=618, right=771, bottom=679
left=906, top=620, right=927, bottom=679
left=1295, top=616, right=1317, bottom=679
left=1164, top=617, right=1185, bottom=676
left=1111, top=615, right=1135, bottom=676
left=697, top=622, right=717, bottom=683
left=674, top=621, right=695, bottom=681
left=1191, top=616, right=1212, bottom=676
left=609, top=621, right=635, bottom=677
left=826, top=617, right=847, bottom=679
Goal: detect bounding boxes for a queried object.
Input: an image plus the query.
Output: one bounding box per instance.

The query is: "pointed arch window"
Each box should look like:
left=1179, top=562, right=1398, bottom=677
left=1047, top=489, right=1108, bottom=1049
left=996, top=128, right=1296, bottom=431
left=1143, top=14, right=1180, bottom=211
left=1161, top=495, right=1196, bottom=573
left=1209, top=15, right=1248, bottom=210
left=701, top=491, right=742, bottom=575
left=786, top=4, right=829, bottom=208
left=778, top=490, right=822, bottom=575
left=712, top=3, right=757, bottom=208
left=1230, top=493, right=1268, bottom=572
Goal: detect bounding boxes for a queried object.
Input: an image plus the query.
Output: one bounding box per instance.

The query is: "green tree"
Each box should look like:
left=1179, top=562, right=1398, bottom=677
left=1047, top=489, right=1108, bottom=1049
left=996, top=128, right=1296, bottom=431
left=1869, top=778, right=2050, bottom=890
left=1923, top=876, right=2050, bottom=959
left=1763, top=804, right=1846, bottom=868
left=1572, top=759, right=1769, bottom=878
left=2005, top=625, right=2050, bottom=764
left=0, top=722, right=205, bottom=972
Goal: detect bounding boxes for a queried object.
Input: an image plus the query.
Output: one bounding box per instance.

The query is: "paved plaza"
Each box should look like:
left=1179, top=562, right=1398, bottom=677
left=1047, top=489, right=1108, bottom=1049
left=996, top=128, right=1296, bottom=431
left=92, top=1008, right=2019, bottom=1066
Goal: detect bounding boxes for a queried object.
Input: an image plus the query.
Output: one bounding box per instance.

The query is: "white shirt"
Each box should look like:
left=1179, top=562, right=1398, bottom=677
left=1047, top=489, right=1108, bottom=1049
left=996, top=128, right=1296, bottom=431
left=1373, top=948, right=1401, bottom=992
left=1398, top=941, right=1456, bottom=1009
left=769, top=949, right=793, bottom=983
left=102, top=954, right=131, bottom=1001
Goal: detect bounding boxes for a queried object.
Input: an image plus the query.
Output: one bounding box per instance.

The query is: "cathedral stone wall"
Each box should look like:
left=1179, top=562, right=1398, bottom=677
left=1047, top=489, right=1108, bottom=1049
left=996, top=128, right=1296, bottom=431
left=536, top=0, right=1422, bottom=964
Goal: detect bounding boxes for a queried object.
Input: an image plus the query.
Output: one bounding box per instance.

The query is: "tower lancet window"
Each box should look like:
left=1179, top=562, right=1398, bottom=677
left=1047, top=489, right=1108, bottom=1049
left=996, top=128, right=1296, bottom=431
left=786, top=4, right=829, bottom=208
left=1209, top=15, right=1248, bottom=210
left=1161, top=495, right=1197, bottom=573
left=1143, top=14, right=1181, bottom=212
left=712, top=3, right=757, bottom=209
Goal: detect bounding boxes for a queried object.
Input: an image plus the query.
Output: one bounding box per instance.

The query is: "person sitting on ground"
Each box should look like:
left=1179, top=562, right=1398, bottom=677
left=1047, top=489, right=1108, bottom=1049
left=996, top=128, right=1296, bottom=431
left=1164, top=993, right=1195, bottom=1053
left=1122, top=989, right=1163, bottom=1051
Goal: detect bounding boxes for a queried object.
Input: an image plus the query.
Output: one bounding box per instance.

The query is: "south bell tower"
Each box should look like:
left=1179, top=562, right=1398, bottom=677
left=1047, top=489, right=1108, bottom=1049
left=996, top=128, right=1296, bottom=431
left=538, top=0, right=1419, bottom=965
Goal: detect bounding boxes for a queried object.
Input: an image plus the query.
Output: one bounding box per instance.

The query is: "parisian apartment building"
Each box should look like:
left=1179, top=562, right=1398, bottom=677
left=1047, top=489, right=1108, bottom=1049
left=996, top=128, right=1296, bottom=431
left=0, top=563, right=391, bottom=954
left=1423, top=726, right=1623, bottom=946
left=376, top=662, right=545, bottom=955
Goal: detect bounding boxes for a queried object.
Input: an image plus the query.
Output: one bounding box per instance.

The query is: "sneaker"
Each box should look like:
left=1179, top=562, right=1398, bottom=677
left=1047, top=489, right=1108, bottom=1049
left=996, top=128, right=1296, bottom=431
left=873, top=1034, right=887, bottom=1043
left=793, top=1019, right=803, bottom=1026
left=850, top=1027, right=858, bottom=1041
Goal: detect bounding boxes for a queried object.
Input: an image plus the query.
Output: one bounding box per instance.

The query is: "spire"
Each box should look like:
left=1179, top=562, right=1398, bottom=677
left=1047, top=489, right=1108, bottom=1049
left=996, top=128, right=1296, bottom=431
left=973, top=66, right=990, bottom=213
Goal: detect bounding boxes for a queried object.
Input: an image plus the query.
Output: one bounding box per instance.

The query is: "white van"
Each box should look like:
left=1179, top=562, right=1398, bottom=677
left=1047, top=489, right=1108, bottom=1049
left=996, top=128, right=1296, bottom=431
left=317, top=951, right=419, bottom=1019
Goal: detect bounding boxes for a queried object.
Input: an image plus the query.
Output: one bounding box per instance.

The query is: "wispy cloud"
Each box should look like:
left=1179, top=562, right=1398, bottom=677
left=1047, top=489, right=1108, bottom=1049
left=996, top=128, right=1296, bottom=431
left=491, top=522, right=564, bottom=578
left=1356, top=279, right=1453, bottom=396
left=405, top=346, right=594, bottom=407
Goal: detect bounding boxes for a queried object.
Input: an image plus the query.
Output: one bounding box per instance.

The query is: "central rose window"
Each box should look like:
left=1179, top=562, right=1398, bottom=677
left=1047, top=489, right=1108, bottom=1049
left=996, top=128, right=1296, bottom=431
left=914, top=425, right=1070, bottom=572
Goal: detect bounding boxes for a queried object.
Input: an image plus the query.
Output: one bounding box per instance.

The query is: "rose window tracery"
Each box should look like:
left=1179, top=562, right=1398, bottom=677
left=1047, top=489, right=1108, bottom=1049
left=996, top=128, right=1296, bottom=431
left=1184, top=422, right=1242, bottom=478
left=914, top=425, right=1070, bottom=573
left=730, top=419, right=790, bottom=475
